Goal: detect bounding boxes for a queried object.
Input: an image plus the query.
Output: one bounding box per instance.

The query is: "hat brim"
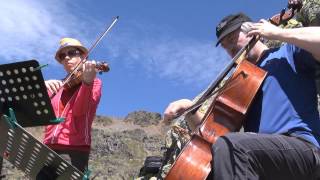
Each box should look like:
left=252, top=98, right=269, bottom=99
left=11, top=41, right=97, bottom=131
left=215, top=23, right=242, bottom=47
left=55, top=46, right=88, bottom=62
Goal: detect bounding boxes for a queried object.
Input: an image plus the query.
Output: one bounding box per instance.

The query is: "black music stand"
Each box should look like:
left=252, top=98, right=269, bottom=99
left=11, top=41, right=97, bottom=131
left=0, top=109, right=87, bottom=179
left=0, top=60, right=63, bottom=127
left=0, top=60, right=90, bottom=179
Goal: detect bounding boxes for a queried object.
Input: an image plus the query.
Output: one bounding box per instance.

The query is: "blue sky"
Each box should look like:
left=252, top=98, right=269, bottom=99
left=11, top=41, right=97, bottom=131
left=0, top=0, right=288, bottom=117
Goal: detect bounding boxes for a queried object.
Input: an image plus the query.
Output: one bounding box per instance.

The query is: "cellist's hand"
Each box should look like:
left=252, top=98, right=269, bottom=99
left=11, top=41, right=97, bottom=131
left=45, top=79, right=63, bottom=94
left=163, top=99, right=193, bottom=124
left=82, top=60, right=97, bottom=85
left=246, top=19, right=283, bottom=40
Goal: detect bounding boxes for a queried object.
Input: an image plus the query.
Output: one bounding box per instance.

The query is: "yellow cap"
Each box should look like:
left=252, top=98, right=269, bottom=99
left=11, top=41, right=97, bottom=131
left=55, top=38, right=88, bottom=61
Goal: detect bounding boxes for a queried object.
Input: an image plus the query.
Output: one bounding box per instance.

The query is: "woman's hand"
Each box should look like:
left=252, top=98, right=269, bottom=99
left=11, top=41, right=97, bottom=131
left=45, top=79, right=63, bottom=94
left=82, top=60, right=97, bottom=85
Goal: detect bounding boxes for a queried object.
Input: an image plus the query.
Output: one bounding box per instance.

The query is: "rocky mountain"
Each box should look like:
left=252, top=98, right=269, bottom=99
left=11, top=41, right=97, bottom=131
left=5, top=98, right=320, bottom=179
left=0, top=110, right=167, bottom=180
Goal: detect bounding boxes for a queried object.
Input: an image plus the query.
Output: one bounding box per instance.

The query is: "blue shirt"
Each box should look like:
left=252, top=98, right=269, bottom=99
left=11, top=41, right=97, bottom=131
left=244, top=43, right=320, bottom=147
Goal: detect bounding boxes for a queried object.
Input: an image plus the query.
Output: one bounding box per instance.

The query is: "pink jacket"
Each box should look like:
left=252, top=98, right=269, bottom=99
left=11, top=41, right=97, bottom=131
left=43, top=78, right=102, bottom=147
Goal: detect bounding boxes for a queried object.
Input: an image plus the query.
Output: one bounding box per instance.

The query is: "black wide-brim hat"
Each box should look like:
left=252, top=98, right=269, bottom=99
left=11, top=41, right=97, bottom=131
left=216, top=13, right=252, bottom=46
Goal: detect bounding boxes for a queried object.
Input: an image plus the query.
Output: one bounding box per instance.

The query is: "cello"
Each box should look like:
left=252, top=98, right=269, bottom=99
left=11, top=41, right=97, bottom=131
left=165, top=4, right=302, bottom=180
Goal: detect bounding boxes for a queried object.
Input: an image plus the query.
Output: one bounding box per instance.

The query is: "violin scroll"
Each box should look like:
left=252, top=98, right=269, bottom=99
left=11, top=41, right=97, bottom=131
left=96, top=61, right=110, bottom=73
left=50, top=16, right=119, bottom=99
left=64, top=61, right=110, bottom=89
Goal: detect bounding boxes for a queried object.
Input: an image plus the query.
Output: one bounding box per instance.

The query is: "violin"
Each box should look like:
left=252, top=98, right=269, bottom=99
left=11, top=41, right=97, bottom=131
left=63, top=61, right=110, bottom=89
left=165, top=3, right=302, bottom=180
left=50, top=16, right=119, bottom=99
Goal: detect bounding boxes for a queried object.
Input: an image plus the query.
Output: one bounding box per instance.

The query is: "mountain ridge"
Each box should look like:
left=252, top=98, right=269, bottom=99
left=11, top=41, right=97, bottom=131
left=1, top=110, right=166, bottom=179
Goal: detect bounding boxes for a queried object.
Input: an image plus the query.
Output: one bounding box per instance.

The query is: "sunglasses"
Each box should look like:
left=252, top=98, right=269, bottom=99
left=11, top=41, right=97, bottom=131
left=58, top=49, right=82, bottom=61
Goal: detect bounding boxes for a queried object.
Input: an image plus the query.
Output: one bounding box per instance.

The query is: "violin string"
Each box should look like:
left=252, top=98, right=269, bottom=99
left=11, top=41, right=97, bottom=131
left=50, top=16, right=119, bottom=99
left=62, top=16, right=119, bottom=88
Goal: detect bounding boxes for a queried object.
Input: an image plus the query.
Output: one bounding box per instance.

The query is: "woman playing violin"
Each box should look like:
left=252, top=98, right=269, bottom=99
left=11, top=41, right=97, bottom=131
left=164, top=13, right=320, bottom=179
left=39, top=38, right=102, bottom=176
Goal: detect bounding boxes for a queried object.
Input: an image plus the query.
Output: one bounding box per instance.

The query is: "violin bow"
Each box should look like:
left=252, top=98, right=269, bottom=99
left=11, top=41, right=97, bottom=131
left=50, top=16, right=119, bottom=99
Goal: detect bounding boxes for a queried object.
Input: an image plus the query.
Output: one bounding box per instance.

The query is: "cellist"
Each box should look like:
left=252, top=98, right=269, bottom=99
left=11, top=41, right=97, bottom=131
left=164, top=13, right=320, bottom=179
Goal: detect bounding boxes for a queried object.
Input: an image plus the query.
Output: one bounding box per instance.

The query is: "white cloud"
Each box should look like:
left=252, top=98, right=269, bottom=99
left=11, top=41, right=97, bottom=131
left=104, top=23, right=230, bottom=87
left=0, top=0, right=230, bottom=87
left=0, top=0, right=93, bottom=64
